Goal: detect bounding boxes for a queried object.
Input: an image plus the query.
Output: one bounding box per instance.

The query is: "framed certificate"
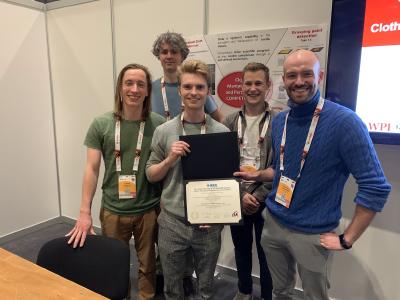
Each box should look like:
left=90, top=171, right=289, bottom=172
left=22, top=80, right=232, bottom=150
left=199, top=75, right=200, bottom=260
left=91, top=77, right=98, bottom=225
left=184, top=178, right=242, bottom=225
left=180, top=132, right=241, bottom=224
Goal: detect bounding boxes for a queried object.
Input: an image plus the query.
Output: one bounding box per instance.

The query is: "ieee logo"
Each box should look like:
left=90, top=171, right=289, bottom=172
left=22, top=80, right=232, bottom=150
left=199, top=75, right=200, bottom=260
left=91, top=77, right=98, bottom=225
left=207, top=183, right=217, bottom=188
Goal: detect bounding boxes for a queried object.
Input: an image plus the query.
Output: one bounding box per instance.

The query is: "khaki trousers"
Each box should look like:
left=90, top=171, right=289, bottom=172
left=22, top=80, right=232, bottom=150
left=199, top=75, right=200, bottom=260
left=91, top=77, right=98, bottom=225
left=100, top=207, right=157, bottom=300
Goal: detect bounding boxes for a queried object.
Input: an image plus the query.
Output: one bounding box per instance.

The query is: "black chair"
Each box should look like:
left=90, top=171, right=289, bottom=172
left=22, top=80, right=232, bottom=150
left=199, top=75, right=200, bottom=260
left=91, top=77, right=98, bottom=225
left=37, top=235, right=130, bottom=300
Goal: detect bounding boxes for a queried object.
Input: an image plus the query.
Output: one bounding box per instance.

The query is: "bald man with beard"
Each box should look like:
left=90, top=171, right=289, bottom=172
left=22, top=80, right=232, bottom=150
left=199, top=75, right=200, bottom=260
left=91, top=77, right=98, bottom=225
left=235, top=50, right=391, bottom=300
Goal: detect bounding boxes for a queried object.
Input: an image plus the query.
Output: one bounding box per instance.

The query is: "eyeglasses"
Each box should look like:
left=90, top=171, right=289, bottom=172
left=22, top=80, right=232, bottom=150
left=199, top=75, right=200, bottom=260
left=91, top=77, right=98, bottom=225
left=181, top=83, right=207, bottom=92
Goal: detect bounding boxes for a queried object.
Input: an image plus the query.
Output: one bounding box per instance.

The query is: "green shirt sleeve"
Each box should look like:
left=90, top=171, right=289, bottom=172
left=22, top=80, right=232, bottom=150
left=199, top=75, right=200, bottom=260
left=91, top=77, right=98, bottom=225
left=84, top=118, right=103, bottom=150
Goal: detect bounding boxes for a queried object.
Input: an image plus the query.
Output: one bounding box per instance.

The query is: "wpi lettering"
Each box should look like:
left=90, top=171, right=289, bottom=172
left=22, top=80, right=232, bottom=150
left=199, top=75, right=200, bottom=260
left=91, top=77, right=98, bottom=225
left=368, top=122, right=391, bottom=132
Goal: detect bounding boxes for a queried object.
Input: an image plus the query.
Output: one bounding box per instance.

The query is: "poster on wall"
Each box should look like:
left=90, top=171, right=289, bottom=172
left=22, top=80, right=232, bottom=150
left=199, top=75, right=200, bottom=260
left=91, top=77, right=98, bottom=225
left=186, top=24, right=328, bottom=115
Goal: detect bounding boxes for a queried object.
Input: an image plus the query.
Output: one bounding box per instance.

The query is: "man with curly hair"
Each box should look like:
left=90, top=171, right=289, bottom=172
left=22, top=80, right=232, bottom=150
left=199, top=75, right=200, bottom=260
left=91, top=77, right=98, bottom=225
left=151, top=31, right=223, bottom=122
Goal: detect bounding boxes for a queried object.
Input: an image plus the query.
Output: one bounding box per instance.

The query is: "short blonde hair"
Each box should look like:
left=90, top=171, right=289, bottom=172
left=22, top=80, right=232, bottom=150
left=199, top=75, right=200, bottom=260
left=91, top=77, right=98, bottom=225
left=177, top=59, right=211, bottom=87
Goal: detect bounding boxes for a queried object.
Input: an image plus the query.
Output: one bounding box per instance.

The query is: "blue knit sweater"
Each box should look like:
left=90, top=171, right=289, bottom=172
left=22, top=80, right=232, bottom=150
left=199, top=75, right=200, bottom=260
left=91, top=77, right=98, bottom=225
left=266, top=91, right=391, bottom=233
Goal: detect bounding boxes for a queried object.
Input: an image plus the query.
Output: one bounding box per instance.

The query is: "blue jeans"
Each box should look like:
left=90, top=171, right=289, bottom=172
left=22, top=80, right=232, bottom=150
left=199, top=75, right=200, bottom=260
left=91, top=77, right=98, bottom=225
left=230, top=205, right=272, bottom=300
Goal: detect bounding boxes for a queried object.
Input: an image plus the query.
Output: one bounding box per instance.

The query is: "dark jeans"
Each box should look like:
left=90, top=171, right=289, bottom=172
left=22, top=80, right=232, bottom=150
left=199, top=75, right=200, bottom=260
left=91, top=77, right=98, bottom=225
left=230, top=205, right=272, bottom=300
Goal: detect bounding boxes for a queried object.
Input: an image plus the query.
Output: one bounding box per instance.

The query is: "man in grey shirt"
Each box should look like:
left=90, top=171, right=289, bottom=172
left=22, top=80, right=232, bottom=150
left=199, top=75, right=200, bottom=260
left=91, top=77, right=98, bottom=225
left=147, top=60, right=228, bottom=300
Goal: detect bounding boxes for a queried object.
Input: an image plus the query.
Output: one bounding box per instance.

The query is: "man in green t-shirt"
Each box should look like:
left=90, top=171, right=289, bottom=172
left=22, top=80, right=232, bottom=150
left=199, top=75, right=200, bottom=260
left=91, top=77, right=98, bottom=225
left=66, top=63, right=165, bottom=300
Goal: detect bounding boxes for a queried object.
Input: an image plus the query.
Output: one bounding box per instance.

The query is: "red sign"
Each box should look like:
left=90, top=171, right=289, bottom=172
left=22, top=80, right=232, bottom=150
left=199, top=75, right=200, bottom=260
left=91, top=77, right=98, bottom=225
left=363, top=0, right=400, bottom=47
left=217, top=72, right=244, bottom=108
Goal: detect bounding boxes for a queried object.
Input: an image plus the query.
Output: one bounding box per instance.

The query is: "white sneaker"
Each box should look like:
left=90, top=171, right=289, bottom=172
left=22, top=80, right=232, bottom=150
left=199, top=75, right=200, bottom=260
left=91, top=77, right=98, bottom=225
left=233, top=291, right=253, bottom=300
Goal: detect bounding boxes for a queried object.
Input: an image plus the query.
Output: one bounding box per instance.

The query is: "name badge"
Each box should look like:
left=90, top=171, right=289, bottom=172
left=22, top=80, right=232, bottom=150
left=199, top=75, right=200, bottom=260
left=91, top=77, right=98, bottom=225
left=240, top=164, right=258, bottom=173
left=240, top=146, right=261, bottom=172
left=275, top=175, right=296, bottom=208
left=118, top=175, right=136, bottom=199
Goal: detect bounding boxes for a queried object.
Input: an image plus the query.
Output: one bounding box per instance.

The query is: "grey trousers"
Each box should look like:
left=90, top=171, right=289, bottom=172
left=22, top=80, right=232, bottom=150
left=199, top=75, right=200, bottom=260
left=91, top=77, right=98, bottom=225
left=261, top=209, right=334, bottom=300
left=158, top=210, right=223, bottom=300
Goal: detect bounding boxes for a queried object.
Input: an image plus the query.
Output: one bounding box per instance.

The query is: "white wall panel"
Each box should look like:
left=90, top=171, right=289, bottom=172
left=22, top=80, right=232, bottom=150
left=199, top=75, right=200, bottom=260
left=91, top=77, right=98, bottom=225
left=0, top=2, right=59, bottom=236
left=330, top=145, right=400, bottom=300
left=208, top=0, right=332, bottom=34
left=113, top=0, right=205, bottom=80
left=47, top=0, right=114, bottom=227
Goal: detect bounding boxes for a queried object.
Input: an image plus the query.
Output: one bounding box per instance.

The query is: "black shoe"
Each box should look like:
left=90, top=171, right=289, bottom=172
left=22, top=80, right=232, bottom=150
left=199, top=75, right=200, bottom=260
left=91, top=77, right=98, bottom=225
left=156, top=274, right=164, bottom=295
left=183, top=276, right=195, bottom=296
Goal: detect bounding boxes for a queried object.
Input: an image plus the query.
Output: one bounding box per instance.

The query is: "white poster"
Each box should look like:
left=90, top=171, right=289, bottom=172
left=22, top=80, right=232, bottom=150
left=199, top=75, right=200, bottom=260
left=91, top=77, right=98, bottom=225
left=186, top=24, right=328, bottom=115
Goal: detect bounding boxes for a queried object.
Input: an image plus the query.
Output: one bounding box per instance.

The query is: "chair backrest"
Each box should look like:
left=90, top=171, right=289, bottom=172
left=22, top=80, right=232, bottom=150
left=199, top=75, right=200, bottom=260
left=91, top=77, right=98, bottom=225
left=36, top=235, right=130, bottom=300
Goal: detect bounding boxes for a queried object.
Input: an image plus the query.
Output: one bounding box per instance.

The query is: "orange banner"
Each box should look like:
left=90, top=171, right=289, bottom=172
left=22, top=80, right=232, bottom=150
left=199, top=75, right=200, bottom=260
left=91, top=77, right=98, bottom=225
left=362, top=0, right=400, bottom=47
left=363, top=0, right=400, bottom=47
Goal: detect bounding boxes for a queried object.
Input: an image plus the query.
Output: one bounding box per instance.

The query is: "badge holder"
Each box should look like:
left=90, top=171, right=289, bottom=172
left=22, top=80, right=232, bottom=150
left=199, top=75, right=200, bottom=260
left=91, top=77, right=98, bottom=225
left=118, top=174, right=136, bottom=199
left=275, top=175, right=296, bottom=208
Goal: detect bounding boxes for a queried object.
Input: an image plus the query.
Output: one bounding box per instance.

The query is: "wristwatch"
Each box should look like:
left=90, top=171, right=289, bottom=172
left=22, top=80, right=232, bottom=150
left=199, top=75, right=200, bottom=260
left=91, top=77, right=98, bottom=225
left=339, top=234, right=352, bottom=249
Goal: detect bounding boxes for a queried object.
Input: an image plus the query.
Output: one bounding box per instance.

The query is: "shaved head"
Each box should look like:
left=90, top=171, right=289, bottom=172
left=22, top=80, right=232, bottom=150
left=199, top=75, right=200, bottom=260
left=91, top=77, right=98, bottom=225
left=282, top=49, right=323, bottom=104
left=283, top=49, right=320, bottom=75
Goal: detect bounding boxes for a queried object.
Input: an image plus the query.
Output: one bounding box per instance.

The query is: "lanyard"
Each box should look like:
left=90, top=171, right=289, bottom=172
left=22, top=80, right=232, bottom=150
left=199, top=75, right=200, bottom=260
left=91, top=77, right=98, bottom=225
left=280, top=97, right=324, bottom=179
left=115, top=120, right=145, bottom=173
left=237, top=111, right=270, bottom=147
left=161, top=77, right=184, bottom=121
left=180, top=113, right=206, bottom=136
left=160, top=77, right=170, bottom=120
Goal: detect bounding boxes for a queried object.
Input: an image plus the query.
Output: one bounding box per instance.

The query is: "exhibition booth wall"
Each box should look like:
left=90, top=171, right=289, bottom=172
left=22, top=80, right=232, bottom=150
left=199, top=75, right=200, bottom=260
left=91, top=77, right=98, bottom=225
left=1, top=1, right=399, bottom=299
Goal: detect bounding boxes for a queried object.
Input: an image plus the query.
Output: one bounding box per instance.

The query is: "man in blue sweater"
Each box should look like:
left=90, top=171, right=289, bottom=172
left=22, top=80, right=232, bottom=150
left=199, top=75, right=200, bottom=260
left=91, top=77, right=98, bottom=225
left=235, top=49, right=391, bottom=299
